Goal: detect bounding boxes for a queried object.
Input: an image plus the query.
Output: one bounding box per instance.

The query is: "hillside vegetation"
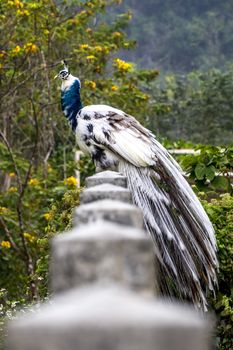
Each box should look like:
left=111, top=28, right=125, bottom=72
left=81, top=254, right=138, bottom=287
left=117, top=0, right=233, bottom=72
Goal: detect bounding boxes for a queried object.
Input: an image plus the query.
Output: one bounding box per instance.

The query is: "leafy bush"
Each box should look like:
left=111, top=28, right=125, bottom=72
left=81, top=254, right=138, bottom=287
left=204, top=194, right=233, bottom=350
left=0, top=143, right=78, bottom=299
left=181, top=144, right=233, bottom=194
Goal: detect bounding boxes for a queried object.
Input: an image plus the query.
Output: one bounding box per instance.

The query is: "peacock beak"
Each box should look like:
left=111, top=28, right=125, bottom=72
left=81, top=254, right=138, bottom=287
left=54, top=74, right=58, bottom=79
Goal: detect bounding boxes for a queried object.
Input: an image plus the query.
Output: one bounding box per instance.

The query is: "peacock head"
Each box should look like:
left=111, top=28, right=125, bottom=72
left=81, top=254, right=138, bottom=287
left=54, top=60, right=70, bottom=80
left=54, top=60, right=81, bottom=92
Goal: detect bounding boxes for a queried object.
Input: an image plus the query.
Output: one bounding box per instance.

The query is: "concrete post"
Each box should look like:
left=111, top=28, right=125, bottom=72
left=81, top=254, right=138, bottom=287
left=74, top=199, right=143, bottom=228
left=7, top=286, right=211, bottom=350
left=51, top=220, right=155, bottom=295
left=86, top=170, right=127, bottom=188
left=80, top=183, right=132, bottom=204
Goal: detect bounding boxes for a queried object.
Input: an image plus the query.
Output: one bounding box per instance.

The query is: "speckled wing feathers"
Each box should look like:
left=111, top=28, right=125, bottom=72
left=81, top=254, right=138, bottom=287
left=77, top=106, right=157, bottom=167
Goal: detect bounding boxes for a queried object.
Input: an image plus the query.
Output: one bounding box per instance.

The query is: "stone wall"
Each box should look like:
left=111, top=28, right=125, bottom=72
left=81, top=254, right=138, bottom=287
left=7, top=171, right=212, bottom=350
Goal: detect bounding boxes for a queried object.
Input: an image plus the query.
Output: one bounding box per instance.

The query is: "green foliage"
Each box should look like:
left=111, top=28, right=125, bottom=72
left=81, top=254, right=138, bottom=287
left=37, top=185, right=82, bottom=298
left=77, top=154, right=95, bottom=186
left=204, top=195, right=233, bottom=350
left=0, top=144, right=81, bottom=345
left=0, top=145, right=78, bottom=298
left=0, top=0, right=158, bottom=304
left=116, top=0, right=233, bottom=72
left=151, top=68, right=233, bottom=145
left=45, top=187, right=81, bottom=236
left=181, top=144, right=233, bottom=194
left=179, top=145, right=233, bottom=348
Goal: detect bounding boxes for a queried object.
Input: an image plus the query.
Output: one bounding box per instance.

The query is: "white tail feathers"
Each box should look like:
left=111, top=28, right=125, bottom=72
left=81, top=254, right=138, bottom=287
left=119, top=154, right=218, bottom=310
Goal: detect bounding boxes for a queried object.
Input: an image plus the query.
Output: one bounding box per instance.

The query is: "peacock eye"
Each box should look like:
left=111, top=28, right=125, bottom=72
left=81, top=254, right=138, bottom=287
left=59, top=70, right=68, bottom=78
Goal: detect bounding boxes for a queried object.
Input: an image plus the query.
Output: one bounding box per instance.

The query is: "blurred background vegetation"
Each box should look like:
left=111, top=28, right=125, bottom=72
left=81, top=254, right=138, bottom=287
left=118, top=0, right=233, bottom=72
left=0, top=1, right=232, bottom=349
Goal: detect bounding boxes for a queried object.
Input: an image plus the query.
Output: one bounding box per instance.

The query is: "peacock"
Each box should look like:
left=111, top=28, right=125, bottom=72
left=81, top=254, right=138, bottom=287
left=55, top=61, right=218, bottom=310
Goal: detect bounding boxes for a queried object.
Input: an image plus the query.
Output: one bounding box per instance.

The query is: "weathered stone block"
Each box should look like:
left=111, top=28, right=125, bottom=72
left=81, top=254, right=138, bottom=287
left=51, top=221, right=155, bottom=295
left=7, top=286, right=211, bottom=350
left=80, top=183, right=131, bottom=204
left=86, top=170, right=127, bottom=188
left=74, top=199, right=143, bottom=228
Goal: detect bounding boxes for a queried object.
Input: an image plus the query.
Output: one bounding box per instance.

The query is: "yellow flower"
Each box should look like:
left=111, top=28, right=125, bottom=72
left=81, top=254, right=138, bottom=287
left=84, top=80, right=96, bottom=89
left=23, top=233, right=35, bottom=242
left=24, top=43, right=38, bottom=53
left=165, top=75, right=175, bottom=84
left=86, top=1, right=94, bottom=8
left=94, top=65, right=101, bottom=73
left=79, top=10, right=87, bottom=16
left=12, top=45, right=21, bottom=56
left=43, top=212, right=52, bottom=221
left=94, top=45, right=103, bottom=52
left=86, top=55, right=96, bottom=61
left=111, top=85, right=119, bottom=91
left=47, top=164, right=53, bottom=173
left=29, top=43, right=37, bottom=52
left=8, top=187, right=17, bottom=193
left=127, top=13, right=132, bottom=21
left=28, top=3, right=40, bottom=10
left=80, top=44, right=89, bottom=50
left=64, top=176, right=78, bottom=186
left=0, top=207, right=9, bottom=215
left=1, top=241, right=11, bottom=249
left=13, top=0, right=23, bottom=9
left=114, top=58, right=133, bottom=73
left=29, top=178, right=39, bottom=186
left=17, top=9, right=29, bottom=16
left=9, top=172, right=16, bottom=177
left=69, top=19, right=78, bottom=25
left=112, top=32, right=122, bottom=38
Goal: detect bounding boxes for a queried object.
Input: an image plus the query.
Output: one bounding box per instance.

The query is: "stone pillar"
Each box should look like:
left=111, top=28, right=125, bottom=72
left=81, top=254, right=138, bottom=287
left=80, top=183, right=132, bottom=204
left=86, top=170, right=127, bottom=188
left=74, top=199, right=143, bottom=228
left=7, top=286, right=211, bottom=350
left=51, top=220, right=155, bottom=296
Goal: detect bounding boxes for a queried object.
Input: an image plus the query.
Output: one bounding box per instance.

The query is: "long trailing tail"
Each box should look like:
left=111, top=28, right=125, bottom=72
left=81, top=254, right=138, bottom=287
left=119, top=144, right=218, bottom=310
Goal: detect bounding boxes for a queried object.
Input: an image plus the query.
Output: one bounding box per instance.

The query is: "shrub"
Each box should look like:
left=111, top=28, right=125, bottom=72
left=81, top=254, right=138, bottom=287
left=204, top=194, right=233, bottom=350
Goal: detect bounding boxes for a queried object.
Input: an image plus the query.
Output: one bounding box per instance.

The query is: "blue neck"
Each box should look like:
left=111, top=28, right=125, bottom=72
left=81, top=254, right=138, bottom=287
left=61, top=79, right=83, bottom=131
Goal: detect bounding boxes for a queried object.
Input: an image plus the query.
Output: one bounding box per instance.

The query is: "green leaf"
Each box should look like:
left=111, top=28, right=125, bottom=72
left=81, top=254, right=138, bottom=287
left=205, top=165, right=216, bottom=181
left=195, top=163, right=206, bottom=180
left=211, top=176, right=229, bottom=191
left=195, top=180, right=208, bottom=191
